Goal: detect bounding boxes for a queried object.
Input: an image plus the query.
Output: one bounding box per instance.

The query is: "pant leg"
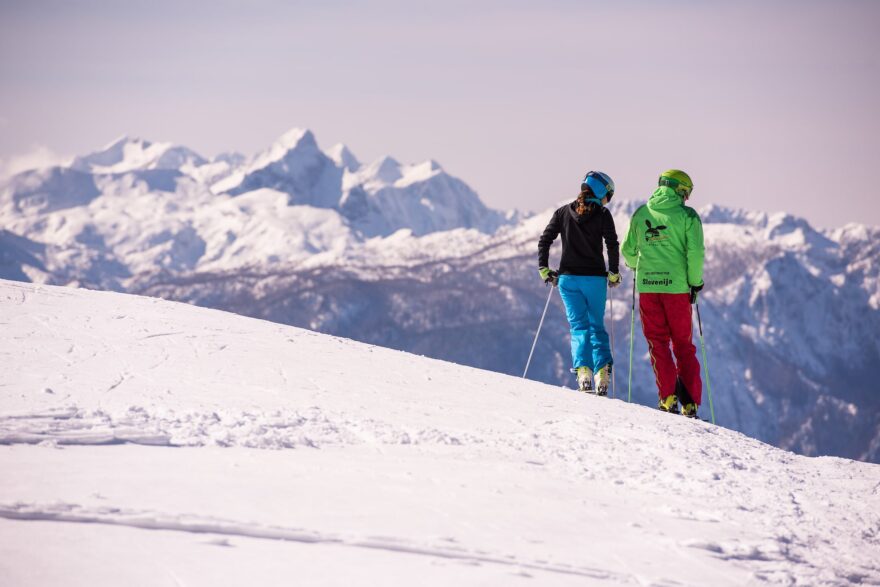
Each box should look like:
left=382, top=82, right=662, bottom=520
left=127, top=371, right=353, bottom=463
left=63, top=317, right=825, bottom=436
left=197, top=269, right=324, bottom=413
left=557, top=275, right=594, bottom=370
left=663, top=293, right=703, bottom=405
left=639, top=292, right=677, bottom=400
left=581, top=276, right=612, bottom=370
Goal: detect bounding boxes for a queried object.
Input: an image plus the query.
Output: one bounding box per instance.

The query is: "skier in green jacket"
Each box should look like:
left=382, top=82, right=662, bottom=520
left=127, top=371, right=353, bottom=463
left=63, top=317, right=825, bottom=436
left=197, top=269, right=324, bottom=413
left=621, top=169, right=705, bottom=417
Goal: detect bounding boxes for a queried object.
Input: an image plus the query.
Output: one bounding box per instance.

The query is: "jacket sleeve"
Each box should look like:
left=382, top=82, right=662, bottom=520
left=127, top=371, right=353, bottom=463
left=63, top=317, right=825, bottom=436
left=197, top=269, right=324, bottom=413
left=603, top=210, right=620, bottom=274
left=537, top=210, right=561, bottom=268
left=686, top=211, right=705, bottom=287
left=620, top=209, right=640, bottom=269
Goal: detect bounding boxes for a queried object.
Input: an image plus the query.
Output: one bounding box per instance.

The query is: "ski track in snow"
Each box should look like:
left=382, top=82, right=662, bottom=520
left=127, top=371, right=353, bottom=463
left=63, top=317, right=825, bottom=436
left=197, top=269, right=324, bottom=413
left=0, top=502, right=631, bottom=583
left=0, top=406, right=479, bottom=449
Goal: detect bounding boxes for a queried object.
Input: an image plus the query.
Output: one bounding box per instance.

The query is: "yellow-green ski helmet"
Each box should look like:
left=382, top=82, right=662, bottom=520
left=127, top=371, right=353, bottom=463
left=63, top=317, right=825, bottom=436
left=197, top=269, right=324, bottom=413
left=659, top=169, right=693, bottom=198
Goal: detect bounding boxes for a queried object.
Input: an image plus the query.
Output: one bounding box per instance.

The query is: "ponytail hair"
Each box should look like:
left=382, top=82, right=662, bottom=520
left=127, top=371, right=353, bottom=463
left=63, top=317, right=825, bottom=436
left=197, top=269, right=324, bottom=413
left=576, top=187, right=597, bottom=216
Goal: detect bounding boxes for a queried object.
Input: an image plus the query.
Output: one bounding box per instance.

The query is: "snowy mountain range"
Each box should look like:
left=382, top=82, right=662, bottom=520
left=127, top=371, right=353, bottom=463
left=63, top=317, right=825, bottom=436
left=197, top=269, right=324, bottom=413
left=1, top=279, right=878, bottom=586
left=1, top=129, right=878, bottom=464
left=0, top=129, right=510, bottom=288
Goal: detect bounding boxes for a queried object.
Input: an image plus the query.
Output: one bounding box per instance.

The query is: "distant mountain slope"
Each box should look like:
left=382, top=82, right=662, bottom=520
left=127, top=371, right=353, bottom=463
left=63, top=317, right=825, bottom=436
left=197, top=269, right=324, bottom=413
left=0, top=128, right=512, bottom=285
left=71, top=135, right=207, bottom=174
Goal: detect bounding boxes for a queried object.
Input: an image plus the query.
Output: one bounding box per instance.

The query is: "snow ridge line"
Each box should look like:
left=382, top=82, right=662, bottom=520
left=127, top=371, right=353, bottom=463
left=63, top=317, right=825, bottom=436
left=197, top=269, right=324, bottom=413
left=0, top=502, right=634, bottom=582
left=0, top=406, right=480, bottom=449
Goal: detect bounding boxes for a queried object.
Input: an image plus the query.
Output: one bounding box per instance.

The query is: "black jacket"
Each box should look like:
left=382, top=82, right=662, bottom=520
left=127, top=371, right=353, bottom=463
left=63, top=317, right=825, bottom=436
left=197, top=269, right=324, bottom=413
left=538, top=202, right=619, bottom=276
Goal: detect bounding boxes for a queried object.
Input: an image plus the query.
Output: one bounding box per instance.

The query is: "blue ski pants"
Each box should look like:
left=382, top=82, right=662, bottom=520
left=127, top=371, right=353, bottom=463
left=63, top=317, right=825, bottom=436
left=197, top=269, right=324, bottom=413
left=557, top=274, right=612, bottom=371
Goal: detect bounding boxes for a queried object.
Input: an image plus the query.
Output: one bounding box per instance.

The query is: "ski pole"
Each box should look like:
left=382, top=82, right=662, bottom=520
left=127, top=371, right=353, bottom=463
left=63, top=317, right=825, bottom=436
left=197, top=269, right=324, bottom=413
left=694, top=295, right=716, bottom=424
left=609, top=289, right=615, bottom=398
left=627, top=259, right=639, bottom=403
left=523, top=285, right=555, bottom=379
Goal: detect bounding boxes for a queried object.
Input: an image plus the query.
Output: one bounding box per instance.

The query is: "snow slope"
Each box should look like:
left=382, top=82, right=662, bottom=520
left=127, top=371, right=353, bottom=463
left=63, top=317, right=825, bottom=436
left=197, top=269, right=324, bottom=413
left=1, top=279, right=878, bottom=586
left=1, top=130, right=878, bottom=464
left=132, top=198, right=880, bottom=464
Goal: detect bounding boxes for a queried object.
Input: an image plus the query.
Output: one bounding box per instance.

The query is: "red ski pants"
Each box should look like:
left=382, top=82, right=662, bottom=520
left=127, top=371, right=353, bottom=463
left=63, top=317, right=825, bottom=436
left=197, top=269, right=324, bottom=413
left=638, top=293, right=702, bottom=405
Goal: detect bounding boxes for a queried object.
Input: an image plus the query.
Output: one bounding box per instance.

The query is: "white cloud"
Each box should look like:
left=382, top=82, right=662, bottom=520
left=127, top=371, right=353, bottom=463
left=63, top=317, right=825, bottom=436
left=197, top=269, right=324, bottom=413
left=0, top=146, right=70, bottom=179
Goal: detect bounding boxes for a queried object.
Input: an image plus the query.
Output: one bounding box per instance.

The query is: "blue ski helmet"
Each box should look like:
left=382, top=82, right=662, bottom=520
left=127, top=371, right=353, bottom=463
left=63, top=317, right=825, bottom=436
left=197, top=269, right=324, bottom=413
left=581, top=171, right=615, bottom=202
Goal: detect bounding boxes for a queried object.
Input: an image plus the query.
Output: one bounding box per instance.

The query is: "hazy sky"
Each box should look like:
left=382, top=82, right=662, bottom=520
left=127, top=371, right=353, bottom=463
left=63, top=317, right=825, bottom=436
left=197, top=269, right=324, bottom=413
left=1, top=0, right=878, bottom=228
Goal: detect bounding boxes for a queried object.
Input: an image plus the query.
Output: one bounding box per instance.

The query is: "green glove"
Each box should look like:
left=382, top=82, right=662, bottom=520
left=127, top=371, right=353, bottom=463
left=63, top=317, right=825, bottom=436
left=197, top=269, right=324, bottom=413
left=538, top=267, right=559, bottom=286
left=607, top=272, right=622, bottom=288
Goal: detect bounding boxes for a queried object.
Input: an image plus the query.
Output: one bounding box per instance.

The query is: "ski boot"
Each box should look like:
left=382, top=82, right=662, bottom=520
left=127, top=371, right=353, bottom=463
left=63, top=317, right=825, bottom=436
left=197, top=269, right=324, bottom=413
left=681, top=403, right=699, bottom=418
left=594, top=364, right=611, bottom=397
left=658, top=394, right=680, bottom=414
left=576, top=366, right=593, bottom=392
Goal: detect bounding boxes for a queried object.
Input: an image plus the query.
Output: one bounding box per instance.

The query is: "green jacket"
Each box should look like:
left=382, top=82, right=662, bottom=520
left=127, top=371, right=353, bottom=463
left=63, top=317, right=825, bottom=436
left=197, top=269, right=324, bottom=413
left=621, top=186, right=705, bottom=294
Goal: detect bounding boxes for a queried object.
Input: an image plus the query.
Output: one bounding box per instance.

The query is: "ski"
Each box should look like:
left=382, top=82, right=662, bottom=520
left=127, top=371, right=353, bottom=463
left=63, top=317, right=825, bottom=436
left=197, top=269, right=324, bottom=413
left=658, top=408, right=711, bottom=423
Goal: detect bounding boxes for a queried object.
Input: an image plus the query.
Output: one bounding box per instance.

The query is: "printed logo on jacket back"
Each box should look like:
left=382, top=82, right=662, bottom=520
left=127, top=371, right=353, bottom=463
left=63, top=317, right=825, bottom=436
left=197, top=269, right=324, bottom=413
left=645, top=219, right=669, bottom=242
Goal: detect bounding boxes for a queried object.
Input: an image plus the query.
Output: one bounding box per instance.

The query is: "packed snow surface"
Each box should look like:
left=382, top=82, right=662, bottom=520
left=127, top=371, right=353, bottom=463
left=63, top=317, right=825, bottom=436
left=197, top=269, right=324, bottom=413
left=0, top=279, right=878, bottom=586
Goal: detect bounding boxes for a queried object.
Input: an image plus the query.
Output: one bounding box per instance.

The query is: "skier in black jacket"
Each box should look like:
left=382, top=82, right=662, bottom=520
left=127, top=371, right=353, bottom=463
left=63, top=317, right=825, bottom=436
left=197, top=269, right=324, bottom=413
left=537, top=171, right=621, bottom=394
